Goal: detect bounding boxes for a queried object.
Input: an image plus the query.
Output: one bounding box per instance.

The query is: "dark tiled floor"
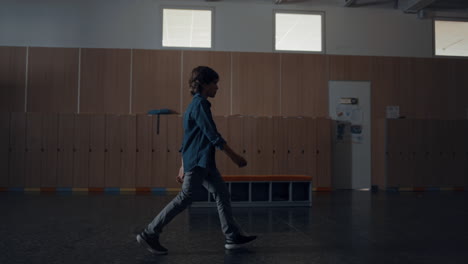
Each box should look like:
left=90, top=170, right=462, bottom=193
left=1, top=191, right=468, bottom=264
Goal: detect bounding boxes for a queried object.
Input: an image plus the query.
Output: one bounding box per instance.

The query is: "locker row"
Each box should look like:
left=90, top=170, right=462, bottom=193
left=385, top=119, right=468, bottom=188
left=0, top=112, right=332, bottom=189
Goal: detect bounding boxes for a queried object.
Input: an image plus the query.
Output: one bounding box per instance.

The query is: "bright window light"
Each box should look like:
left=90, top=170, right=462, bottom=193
left=435, top=20, right=468, bottom=57
left=275, top=12, right=323, bottom=52
left=162, top=8, right=212, bottom=48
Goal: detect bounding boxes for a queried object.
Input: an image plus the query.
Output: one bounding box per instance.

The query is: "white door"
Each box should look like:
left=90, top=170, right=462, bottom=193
left=329, top=81, right=371, bottom=190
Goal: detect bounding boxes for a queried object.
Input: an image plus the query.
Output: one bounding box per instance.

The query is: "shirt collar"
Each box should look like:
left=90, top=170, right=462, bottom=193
left=194, top=93, right=211, bottom=106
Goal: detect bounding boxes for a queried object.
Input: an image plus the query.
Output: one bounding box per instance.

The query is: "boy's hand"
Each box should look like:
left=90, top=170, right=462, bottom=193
left=176, top=166, right=184, bottom=184
left=231, top=155, right=247, bottom=168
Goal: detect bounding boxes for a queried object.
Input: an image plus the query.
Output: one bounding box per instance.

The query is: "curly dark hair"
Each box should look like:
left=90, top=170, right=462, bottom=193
left=188, top=66, right=219, bottom=96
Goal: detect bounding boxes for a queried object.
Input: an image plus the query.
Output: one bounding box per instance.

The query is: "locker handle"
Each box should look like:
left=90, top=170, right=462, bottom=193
left=301, top=150, right=304, bottom=154
left=57, top=148, right=60, bottom=152
left=242, top=149, right=246, bottom=154
left=257, top=149, right=261, bottom=154
left=152, top=149, right=155, bottom=153
left=104, top=149, right=108, bottom=153
left=136, top=149, right=139, bottom=152
left=89, top=149, right=92, bottom=152
left=41, top=148, right=44, bottom=152
left=73, top=148, right=76, bottom=152
left=273, top=150, right=276, bottom=154
left=167, top=149, right=170, bottom=153
left=120, top=149, right=123, bottom=153
left=316, top=150, right=320, bottom=154
left=287, top=150, right=290, bottom=154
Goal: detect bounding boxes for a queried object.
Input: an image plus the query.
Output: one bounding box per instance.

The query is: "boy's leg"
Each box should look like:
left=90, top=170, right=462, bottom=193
left=144, top=166, right=206, bottom=238
left=203, top=168, right=241, bottom=240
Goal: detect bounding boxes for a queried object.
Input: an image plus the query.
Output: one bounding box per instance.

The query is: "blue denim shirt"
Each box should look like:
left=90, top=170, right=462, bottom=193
left=180, top=93, right=226, bottom=172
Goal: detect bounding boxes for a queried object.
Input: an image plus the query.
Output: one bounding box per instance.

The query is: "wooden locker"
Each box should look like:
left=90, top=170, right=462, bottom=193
left=231, top=52, right=281, bottom=116
left=256, top=117, right=274, bottom=175
left=242, top=116, right=257, bottom=175
left=450, top=120, right=465, bottom=187
left=396, top=119, right=412, bottom=187
left=316, top=118, right=332, bottom=188
left=272, top=117, right=288, bottom=175
left=0, top=46, right=26, bottom=112
left=73, top=114, right=90, bottom=188
left=131, top=50, right=181, bottom=114
left=9, top=112, right=26, bottom=187
left=287, top=117, right=307, bottom=175
left=329, top=55, right=372, bottom=81
left=226, top=116, right=244, bottom=175
left=121, top=114, right=136, bottom=188
left=80, top=48, right=131, bottom=114
left=0, top=113, right=10, bottom=187
left=25, top=113, right=43, bottom=188
left=371, top=118, right=386, bottom=189
left=440, top=120, right=456, bottom=187
left=213, top=116, right=229, bottom=174
left=431, top=120, right=444, bottom=187
left=281, top=54, right=326, bottom=117
left=305, top=118, right=318, bottom=187
left=415, top=120, right=430, bottom=187
left=104, top=114, right=121, bottom=188
left=87, top=114, right=106, bottom=188
left=151, top=115, right=168, bottom=188
left=27, top=47, right=79, bottom=113
left=135, top=114, right=152, bottom=187
left=166, top=115, right=182, bottom=188
left=57, top=113, right=75, bottom=187
left=41, top=113, right=58, bottom=187
left=385, top=119, right=397, bottom=187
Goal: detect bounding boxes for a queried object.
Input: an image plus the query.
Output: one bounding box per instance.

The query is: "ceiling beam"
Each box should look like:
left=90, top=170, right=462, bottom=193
left=401, top=0, right=437, bottom=13
left=344, top=0, right=357, bottom=7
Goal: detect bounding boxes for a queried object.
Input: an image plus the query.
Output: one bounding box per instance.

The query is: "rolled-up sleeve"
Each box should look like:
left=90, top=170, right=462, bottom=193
left=195, top=100, right=226, bottom=150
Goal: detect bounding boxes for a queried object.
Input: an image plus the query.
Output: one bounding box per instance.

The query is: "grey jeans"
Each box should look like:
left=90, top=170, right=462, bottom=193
left=144, top=166, right=241, bottom=240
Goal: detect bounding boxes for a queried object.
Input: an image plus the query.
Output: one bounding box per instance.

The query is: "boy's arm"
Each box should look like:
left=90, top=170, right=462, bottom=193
left=222, top=143, right=247, bottom=168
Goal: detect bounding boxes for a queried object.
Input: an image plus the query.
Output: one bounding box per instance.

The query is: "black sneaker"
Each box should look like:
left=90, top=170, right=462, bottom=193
left=225, top=234, right=257, bottom=249
left=136, top=232, right=168, bottom=255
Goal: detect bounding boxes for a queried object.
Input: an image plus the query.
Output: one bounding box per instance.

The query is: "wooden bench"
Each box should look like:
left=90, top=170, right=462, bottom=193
left=191, top=175, right=313, bottom=207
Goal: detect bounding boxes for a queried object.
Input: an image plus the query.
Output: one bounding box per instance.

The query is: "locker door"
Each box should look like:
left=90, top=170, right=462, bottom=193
left=25, top=113, right=43, bottom=188
left=305, top=118, right=318, bottom=187
left=135, top=114, right=152, bottom=188
left=152, top=115, right=168, bottom=188
left=287, top=117, right=306, bottom=175
left=272, top=117, right=288, bottom=175
left=256, top=117, right=274, bottom=175
left=87, top=114, right=106, bottom=188
left=9, top=112, right=26, bottom=188
left=57, top=113, right=75, bottom=187
left=0, top=113, right=10, bottom=187
left=166, top=115, right=182, bottom=188
left=316, top=118, right=331, bottom=188
left=104, top=114, right=121, bottom=188
left=41, top=113, right=58, bottom=187
left=73, top=114, right=90, bottom=188
left=121, top=114, right=136, bottom=188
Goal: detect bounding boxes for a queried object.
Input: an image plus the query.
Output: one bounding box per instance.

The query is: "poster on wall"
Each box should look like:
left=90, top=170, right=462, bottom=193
left=386, top=106, right=400, bottom=119
left=351, top=124, right=363, bottom=144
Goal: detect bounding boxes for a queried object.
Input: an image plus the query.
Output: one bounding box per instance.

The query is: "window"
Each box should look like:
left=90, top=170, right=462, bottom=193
left=275, top=11, right=323, bottom=52
left=435, top=20, right=468, bottom=57
left=162, top=8, right=213, bottom=48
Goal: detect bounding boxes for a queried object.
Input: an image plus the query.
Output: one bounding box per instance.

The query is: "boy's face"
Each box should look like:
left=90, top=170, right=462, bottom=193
left=203, top=79, right=219, bottom=98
